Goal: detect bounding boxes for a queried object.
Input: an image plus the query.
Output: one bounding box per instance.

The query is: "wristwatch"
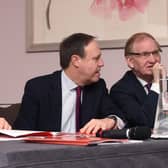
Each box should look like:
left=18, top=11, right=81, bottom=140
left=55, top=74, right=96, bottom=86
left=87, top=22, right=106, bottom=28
left=108, top=115, right=117, bottom=129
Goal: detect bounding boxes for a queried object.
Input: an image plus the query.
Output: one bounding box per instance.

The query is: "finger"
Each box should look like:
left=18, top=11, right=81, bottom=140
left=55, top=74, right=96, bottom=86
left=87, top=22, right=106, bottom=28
left=80, top=119, right=96, bottom=133
left=80, top=122, right=91, bottom=134
left=80, top=121, right=97, bottom=134
left=2, top=122, right=7, bottom=129
left=4, top=123, right=12, bottom=130
left=91, top=125, right=102, bottom=135
left=83, top=123, right=95, bottom=134
left=0, top=119, right=11, bottom=130
left=0, top=120, right=5, bottom=129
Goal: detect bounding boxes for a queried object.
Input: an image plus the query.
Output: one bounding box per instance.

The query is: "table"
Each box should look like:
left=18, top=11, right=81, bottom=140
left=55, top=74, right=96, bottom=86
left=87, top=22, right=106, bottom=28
left=0, top=139, right=168, bottom=168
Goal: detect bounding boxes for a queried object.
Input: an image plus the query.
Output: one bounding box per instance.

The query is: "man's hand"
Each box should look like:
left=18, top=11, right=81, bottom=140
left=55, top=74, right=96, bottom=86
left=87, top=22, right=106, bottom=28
left=152, top=63, right=166, bottom=83
left=0, top=118, right=11, bottom=130
left=80, top=118, right=116, bottom=135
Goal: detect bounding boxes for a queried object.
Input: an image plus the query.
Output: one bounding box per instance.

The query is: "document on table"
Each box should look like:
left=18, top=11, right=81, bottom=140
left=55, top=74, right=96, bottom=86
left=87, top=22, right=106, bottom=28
left=0, top=129, right=56, bottom=141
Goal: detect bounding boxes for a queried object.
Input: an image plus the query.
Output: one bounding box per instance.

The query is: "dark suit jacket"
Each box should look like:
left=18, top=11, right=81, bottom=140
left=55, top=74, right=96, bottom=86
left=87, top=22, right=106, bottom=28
left=110, top=71, right=158, bottom=128
left=13, top=70, right=124, bottom=131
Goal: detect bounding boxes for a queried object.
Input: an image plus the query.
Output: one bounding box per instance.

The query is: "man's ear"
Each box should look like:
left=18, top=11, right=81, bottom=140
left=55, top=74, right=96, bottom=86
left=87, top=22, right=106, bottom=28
left=71, top=55, right=81, bottom=67
left=125, top=56, right=134, bottom=69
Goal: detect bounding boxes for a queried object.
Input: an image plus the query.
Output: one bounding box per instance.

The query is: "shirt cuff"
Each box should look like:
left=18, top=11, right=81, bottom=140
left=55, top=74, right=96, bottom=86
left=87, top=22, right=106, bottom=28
left=108, top=115, right=125, bottom=129
left=116, top=116, right=125, bottom=129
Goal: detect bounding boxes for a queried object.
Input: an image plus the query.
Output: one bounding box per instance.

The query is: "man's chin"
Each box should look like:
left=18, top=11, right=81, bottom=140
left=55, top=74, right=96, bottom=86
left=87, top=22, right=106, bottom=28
left=90, top=77, right=100, bottom=83
left=143, top=74, right=153, bottom=81
left=146, top=72, right=153, bottom=76
left=144, top=70, right=153, bottom=76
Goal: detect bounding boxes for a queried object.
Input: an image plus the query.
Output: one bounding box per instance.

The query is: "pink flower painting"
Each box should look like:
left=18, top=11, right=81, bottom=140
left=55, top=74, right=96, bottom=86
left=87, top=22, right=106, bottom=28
left=90, top=0, right=150, bottom=21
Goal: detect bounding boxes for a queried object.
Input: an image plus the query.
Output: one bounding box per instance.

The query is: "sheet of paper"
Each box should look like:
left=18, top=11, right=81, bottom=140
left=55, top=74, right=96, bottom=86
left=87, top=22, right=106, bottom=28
left=151, top=133, right=168, bottom=139
left=0, top=129, right=57, bottom=137
left=98, top=139, right=143, bottom=145
left=0, top=137, right=25, bottom=141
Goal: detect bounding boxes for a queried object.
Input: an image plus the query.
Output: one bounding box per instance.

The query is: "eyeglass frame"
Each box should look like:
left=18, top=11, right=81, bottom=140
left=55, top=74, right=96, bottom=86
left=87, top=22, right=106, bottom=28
left=126, top=49, right=162, bottom=57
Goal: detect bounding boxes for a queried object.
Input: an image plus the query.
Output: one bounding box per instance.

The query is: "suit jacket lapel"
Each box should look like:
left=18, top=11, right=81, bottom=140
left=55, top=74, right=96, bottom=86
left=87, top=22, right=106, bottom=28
left=80, top=85, right=98, bottom=128
left=128, top=71, right=147, bottom=103
left=49, top=71, right=62, bottom=131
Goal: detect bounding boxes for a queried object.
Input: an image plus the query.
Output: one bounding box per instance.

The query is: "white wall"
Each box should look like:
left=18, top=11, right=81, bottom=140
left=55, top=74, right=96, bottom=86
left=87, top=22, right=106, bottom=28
left=0, top=0, right=167, bottom=103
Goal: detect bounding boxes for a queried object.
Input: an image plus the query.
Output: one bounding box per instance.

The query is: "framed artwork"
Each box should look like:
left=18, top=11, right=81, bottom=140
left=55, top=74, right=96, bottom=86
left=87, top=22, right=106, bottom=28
left=26, top=0, right=168, bottom=52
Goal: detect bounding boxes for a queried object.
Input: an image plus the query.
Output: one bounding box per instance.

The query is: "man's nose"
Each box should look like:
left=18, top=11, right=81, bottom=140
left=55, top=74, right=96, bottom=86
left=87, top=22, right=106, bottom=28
left=99, top=58, right=104, bottom=67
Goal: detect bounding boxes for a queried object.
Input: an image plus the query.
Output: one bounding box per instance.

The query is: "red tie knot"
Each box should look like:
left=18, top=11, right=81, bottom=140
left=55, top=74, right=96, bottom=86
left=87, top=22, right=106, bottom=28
left=76, top=86, right=82, bottom=95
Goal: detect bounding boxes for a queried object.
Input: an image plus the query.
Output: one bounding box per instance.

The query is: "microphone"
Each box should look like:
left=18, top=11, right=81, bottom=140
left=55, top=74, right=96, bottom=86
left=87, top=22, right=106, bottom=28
left=96, top=127, right=151, bottom=140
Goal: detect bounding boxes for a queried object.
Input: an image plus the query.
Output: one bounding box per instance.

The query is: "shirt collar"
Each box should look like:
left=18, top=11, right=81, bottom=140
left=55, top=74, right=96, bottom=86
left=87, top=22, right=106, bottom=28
left=62, top=71, right=77, bottom=91
left=136, top=76, right=148, bottom=87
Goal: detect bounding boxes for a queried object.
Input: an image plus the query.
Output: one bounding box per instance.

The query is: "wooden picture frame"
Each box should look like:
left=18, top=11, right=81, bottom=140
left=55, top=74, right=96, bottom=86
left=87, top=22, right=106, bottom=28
left=26, top=0, right=168, bottom=52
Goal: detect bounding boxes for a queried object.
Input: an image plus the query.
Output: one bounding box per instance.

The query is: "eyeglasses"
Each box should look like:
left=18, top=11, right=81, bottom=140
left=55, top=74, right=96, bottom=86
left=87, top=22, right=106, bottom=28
left=127, top=49, right=162, bottom=57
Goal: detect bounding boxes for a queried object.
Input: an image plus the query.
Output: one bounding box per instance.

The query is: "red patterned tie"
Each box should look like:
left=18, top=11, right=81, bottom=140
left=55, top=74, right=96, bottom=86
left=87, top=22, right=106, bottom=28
left=76, top=86, right=82, bottom=131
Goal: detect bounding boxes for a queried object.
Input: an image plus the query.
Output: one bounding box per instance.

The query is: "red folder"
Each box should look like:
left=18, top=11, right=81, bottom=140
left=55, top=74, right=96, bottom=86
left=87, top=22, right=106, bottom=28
left=24, top=132, right=128, bottom=146
left=0, top=130, right=128, bottom=145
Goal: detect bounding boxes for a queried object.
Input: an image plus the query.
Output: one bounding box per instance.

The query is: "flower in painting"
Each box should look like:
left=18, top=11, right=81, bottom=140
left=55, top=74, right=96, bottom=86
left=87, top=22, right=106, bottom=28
left=90, top=0, right=150, bottom=21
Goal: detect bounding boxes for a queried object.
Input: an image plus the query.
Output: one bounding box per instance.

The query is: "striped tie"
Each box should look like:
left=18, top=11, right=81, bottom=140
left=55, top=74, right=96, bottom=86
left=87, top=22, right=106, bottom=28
left=145, top=83, right=152, bottom=92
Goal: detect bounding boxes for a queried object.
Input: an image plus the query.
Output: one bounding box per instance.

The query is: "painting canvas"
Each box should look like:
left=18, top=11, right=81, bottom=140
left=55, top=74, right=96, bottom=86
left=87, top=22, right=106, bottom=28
left=26, top=0, right=168, bottom=52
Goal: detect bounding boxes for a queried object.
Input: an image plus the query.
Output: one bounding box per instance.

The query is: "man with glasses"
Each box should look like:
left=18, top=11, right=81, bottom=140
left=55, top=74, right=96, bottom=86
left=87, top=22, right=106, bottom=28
left=110, top=32, right=166, bottom=128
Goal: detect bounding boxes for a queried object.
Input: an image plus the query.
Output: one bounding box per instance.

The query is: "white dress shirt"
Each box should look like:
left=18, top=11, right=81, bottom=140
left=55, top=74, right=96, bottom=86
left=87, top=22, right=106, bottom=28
left=136, top=77, right=160, bottom=94
left=61, top=71, right=78, bottom=133
left=61, top=71, right=125, bottom=132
